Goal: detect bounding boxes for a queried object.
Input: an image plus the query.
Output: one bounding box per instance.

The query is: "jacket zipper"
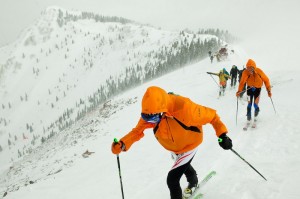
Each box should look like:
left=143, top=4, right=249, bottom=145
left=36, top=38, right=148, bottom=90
left=166, top=117, right=175, bottom=142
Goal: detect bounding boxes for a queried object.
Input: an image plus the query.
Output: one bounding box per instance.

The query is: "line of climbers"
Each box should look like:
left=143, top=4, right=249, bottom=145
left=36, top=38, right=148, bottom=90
left=111, top=58, right=272, bottom=199
left=207, top=59, right=271, bottom=121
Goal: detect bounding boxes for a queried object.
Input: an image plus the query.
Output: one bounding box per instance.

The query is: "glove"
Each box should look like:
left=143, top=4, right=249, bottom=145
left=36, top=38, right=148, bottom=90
left=218, top=133, right=232, bottom=150
left=267, top=90, right=272, bottom=97
left=111, top=141, right=125, bottom=154
left=236, top=91, right=240, bottom=97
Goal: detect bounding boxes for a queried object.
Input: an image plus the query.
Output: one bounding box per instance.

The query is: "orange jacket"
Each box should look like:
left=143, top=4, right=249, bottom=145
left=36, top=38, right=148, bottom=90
left=238, top=59, right=271, bottom=93
left=119, top=86, right=228, bottom=154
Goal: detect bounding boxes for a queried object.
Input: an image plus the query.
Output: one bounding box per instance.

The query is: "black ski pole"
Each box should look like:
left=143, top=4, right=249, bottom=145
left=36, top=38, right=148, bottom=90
left=270, top=97, right=277, bottom=114
left=114, top=138, right=125, bottom=199
left=230, top=148, right=267, bottom=181
left=207, top=72, right=219, bottom=87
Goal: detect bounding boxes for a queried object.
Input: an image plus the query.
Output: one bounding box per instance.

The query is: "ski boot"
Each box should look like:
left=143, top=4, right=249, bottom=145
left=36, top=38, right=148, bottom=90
left=183, top=183, right=198, bottom=199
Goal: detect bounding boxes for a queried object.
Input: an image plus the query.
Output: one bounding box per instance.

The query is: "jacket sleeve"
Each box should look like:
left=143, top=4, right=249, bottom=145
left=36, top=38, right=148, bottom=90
left=120, top=118, right=154, bottom=151
left=210, top=112, right=228, bottom=137
left=196, top=105, right=228, bottom=137
left=257, top=68, right=271, bottom=91
left=180, top=98, right=228, bottom=137
left=224, top=74, right=230, bottom=79
left=237, top=70, right=248, bottom=92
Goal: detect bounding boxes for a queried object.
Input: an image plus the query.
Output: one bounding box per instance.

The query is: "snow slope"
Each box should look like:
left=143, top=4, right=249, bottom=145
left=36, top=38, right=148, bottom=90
left=0, top=6, right=221, bottom=169
left=1, top=1, right=300, bottom=198
left=1, top=43, right=299, bottom=199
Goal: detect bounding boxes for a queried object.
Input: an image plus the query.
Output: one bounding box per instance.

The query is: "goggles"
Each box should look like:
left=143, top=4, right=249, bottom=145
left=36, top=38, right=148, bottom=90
left=141, top=113, right=162, bottom=124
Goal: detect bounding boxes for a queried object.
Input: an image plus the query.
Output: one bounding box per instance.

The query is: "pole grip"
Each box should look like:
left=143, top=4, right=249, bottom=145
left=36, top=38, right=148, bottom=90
left=114, top=137, right=125, bottom=199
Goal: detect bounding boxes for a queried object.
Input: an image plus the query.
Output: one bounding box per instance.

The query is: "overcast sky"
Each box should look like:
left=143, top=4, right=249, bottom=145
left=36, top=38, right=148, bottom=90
left=0, top=0, right=299, bottom=47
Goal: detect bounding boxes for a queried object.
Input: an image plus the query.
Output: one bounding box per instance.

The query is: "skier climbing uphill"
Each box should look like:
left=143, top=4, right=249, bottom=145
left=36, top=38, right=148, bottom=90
left=111, top=86, right=233, bottom=199
left=230, top=65, right=239, bottom=88
left=207, top=70, right=231, bottom=97
left=236, top=59, right=272, bottom=122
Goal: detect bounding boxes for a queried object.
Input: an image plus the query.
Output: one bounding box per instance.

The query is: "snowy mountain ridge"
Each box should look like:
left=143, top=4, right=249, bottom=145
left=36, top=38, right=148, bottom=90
left=0, top=6, right=225, bottom=173
left=1, top=1, right=300, bottom=199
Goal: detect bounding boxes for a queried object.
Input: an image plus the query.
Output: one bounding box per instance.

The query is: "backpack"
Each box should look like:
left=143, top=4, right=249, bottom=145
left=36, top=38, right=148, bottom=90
left=223, top=69, right=229, bottom=80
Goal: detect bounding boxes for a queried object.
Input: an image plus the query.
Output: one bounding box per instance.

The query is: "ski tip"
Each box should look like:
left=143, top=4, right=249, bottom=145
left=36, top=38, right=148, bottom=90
left=194, top=193, right=204, bottom=199
left=206, top=170, right=217, bottom=176
left=211, top=170, right=217, bottom=175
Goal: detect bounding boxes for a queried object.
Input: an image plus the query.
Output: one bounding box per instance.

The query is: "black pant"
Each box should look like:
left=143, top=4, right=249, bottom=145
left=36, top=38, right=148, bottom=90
left=167, top=158, right=198, bottom=199
left=231, top=76, right=237, bottom=87
left=247, top=86, right=261, bottom=109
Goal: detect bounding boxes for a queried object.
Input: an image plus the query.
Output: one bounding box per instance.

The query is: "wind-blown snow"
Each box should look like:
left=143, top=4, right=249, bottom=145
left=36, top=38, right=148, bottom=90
left=1, top=4, right=300, bottom=199
left=0, top=6, right=220, bottom=169
left=1, top=43, right=299, bottom=199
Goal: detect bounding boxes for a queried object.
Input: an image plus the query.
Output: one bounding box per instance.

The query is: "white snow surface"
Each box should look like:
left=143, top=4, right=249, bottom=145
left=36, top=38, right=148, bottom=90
left=1, top=46, right=299, bottom=199
left=1, top=6, right=300, bottom=199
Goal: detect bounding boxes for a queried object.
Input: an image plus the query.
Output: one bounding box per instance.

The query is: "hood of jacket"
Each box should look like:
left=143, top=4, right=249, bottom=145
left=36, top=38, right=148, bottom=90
left=246, top=59, right=257, bottom=69
left=141, top=86, right=169, bottom=114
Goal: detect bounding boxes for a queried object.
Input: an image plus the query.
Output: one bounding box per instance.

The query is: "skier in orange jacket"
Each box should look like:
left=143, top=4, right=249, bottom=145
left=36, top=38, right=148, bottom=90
left=112, top=86, right=233, bottom=199
left=236, top=59, right=272, bottom=121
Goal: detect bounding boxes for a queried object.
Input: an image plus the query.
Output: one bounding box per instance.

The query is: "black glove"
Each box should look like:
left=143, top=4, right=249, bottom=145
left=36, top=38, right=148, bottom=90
left=218, top=133, right=232, bottom=150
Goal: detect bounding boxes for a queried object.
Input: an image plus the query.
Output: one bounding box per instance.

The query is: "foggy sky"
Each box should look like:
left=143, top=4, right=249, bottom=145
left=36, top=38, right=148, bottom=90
left=1, top=0, right=299, bottom=47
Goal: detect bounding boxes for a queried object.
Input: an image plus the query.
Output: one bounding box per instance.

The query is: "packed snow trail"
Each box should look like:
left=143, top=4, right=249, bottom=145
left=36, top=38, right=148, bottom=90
left=2, top=51, right=300, bottom=199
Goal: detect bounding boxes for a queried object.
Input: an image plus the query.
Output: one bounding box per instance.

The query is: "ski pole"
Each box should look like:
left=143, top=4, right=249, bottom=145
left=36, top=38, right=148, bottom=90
left=114, top=138, right=125, bottom=199
left=235, top=86, right=252, bottom=125
left=207, top=72, right=219, bottom=87
left=230, top=148, right=267, bottom=181
left=270, top=97, right=277, bottom=114
left=236, top=86, right=252, bottom=95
